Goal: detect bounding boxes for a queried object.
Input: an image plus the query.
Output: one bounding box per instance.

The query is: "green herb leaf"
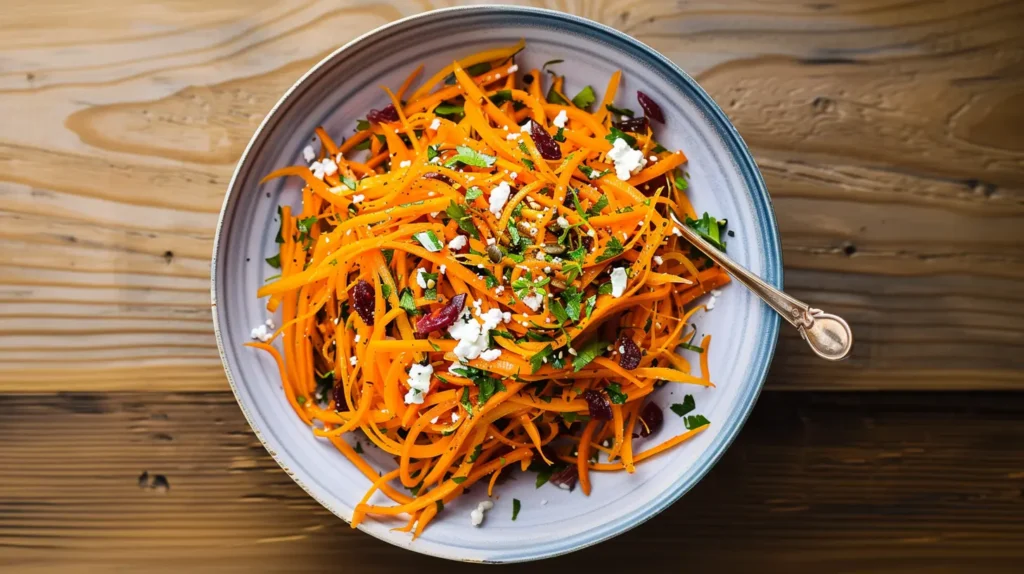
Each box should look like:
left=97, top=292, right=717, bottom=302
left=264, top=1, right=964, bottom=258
left=584, top=294, right=597, bottom=320
left=353, top=440, right=363, bottom=453
left=530, top=344, right=554, bottom=373
left=467, top=443, right=483, bottom=463
left=571, top=86, right=596, bottom=110
left=398, top=287, right=418, bottom=315
left=413, top=230, right=445, bottom=252
left=512, top=498, right=522, bottom=521
left=274, top=206, right=285, bottom=244
left=572, top=339, right=608, bottom=372
left=353, top=139, right=371, bottom=151
left=546, top=84, right=569, bottom=105
left=434, top=104, right=464, bottom=117
left=605, top=383, right=628, bottom=404
left=466, top=62, right=492, bottom=76
left=356, top=119, right=371, bottom=131
left=296, top=215, right=317, bottom=236
left=598, top=282, right=613, bottom=295
left=464, top=186, right=483, bottom=201
left=561, top=286, right=583, bottom=322
left=652, top=143, right=668, bottom=154
left=586, top=194, right=609, bottom=217
left=553, top=127, right=566, bottom=142
left=265, top=254, right=281, bottom=268
left=684, top=414, right=710, bottom=430
left=340, top=174, right=358, bottom=191
left=595, top=237, right=625, bottom=263
left=674, top=171, right=689, bottom=190
left=436, top=500, right=444, bottom=513
left=445, top=201, right=480, bottom=240
left=577, top=164, right=611, bottom=180
left=561, top=261, right=583, bottom=284
left=382, top=249, right=394, bottom=265
left=560, top=411, right=591, bottom=424
left=296, top=395, right=306, bottom=405
left=461, top=387, right=474, bottom=418
left=451, top=476, right=468, bottom=485
left=604, top=126, right=637, bottom=147
left=522, top=158, right=535, bottom=171
left=380, top=283, right=392, bottom=300
left=670, top=395, right=696, bottom=417
left=605, top=103, right=635, bottom=117
left=444, top=145, right=497, bottom=168
left=683, top=212, right=726, bottom=251
left=549, top=299, right=569, bottom=324
left=678, top=342, right=704, bottom=354
left=489, top=89, right=513, bottom=106
left=542, top=59, right=564, bottom=71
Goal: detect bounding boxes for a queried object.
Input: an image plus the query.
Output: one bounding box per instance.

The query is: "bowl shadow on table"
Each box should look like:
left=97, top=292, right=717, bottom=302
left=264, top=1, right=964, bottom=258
left=307, top=390, right=1024, bottom=572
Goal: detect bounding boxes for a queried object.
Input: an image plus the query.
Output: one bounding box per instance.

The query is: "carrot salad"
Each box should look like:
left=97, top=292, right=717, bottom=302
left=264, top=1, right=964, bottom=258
left=248, top=41, right=730, bottom=535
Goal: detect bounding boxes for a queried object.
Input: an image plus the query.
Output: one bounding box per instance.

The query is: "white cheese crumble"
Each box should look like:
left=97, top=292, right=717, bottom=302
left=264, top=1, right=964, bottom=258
left=494, top=285, right=505, bottom=295
left=250, top=323, right=273, bottom=342
left=349, top=355, right=358, bottom=366
left=509, top=171, right=518, bottom=181
left=480, top=348, right=502, bottom=362
left=470, top=500, right=494, bottom=526
left=310, top=161, right=326, bottom=180
left=429, top=118, right=441, bottom=131
left=302, top=145, right=316, bottom=163
left=522, top=293, right=544, bottom=311
left=399, top=160, right=411, bottom=169
left=649, top=155, right=659, bottom=162
left=607, top=138, right=646, bottom=181
left=404, top=363, right=433, bottom=405
left=439, top=265, right=446, bottom=275
left=352, top=194, right=365, bottom=203
left=556, top=216, right=569, bottom=229
left=489, top=181, right=512, bottom=218
left=448, top=235, right=467, bottom=250
left=507, top=64, right=519, bottom=74
left=448, top=308, right=504, bottom=362
left=520, top=121, right=531, bottom=133
left=506, top=132, right=521, bottom=141
left=321, top=157, right=338, bottom=176
left=415, top=268, right=428, bottom=289
left=610, top=267, right=628, bottom=298
left=653, top=255, right=663, bottom=265
left=552, top=109, right=569, bottom=128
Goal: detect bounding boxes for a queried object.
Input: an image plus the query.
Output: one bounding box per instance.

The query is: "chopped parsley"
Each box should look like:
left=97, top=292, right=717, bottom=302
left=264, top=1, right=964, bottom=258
left=353, top=440, right=363, bottom=454
left=684, top=414, right=710, bottom=430
left=434, top=104, right=464, bottom=117
left=678, top=342, right=704, bottom=354
left=595, top=237, right=625, bottom=263
left=670, top=395, right=696, bottom=417
left=684, top=212, right=726, bottom=251
left=530, top=344, right=555, bottom=373
left=571, top=339, right=608, bottom=372
left=571, top=86, right=596, bottom=110
left=446, top=201, right=480, bottom=239
left=413, top=230, right=444, bottom=252
left=577, top=164, right=611, bottom=180
left=265, top=254, right=280, bottom=268
left=512, top=498, right=522, bottom=521
left=444, top=145, right=497, bottom=168
left=606, top=103, right=635, bottom=117
left=605, top=382, right=628, bottom=404
left=340, top=174, right=358, bottom=191
left=586, top=195, right=609, bottom=217
left=398, top=287, right=418, bottom=315
left=604, top=126, right=637, bottom=147
left=465, top=186, right=483, bottom=201
left=451, top=476, right=468, bottom=484
left=560, top=286, right=583, bottom=322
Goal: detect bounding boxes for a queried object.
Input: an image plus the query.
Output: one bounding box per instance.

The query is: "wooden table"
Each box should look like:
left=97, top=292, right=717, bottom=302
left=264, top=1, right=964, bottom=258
left=2, top=1, right=1022, bottom=571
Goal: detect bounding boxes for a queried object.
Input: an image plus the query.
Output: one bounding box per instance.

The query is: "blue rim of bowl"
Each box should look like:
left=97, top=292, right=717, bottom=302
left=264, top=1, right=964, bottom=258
left=212, top=4, right=782, bottom=564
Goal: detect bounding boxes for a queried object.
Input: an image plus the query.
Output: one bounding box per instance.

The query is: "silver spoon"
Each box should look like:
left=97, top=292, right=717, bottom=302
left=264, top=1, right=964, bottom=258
left=676, top=223, right=853, bottom=361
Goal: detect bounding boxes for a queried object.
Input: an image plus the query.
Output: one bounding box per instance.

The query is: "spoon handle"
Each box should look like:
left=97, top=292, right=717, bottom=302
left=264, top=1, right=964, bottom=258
left=676, top=223, right=853, bottom=361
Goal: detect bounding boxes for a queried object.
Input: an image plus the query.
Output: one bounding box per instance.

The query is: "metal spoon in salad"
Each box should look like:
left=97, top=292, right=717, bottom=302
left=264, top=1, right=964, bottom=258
left=676, top=223, right=853, bottom=361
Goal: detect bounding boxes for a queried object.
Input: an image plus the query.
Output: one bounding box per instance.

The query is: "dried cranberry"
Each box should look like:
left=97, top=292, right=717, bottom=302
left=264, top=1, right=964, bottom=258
left=615, top=116, right=649, bottom=133
left=348, top=280, right=375, bottom=326
left=422, top=172, right=453, bottom=185
left=582, top=389, right=612, bottom=421
left=367, top=104, right=400, bottom=124
left=616, top=336, right=642, bottom=370
left=635, top=402, right=663, bottom=438
left=639, top=173, right=669, bottom=195
left=550, top=465, right=579, bottom=491
left=637, top=91, right=665, bottom=123
left=415, top=293, right=467, bottom=334
left=332, top=383, right=348, bottom=412
left=581, top=234, right=594, bottom=252
left=530, top=122, right=562, bottom=160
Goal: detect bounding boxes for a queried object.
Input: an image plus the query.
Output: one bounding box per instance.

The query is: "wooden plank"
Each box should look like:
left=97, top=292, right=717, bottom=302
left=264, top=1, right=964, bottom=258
left=1, top=0, right=1023, bottom=391
left=0, top=392, right=1022, bottom=572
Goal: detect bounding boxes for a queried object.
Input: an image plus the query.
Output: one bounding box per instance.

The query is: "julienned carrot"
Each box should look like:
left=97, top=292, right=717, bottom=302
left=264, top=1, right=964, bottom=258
left=247, top=41, right=729, bottom=535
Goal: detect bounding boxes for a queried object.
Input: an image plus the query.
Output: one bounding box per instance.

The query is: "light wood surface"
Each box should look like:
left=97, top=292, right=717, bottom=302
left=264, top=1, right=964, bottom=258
left=1, top=0, right=1022, bottom=392
left=1, top=1, right=1023, bottom=571
left=1, top=392, right=1022, bottom=572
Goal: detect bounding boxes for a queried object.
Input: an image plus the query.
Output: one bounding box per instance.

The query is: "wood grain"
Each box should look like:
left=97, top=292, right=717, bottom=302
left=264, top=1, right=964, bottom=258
left=1, top=0, right=1023, bottom=392
left=1, top=391, right=1021, bottom=572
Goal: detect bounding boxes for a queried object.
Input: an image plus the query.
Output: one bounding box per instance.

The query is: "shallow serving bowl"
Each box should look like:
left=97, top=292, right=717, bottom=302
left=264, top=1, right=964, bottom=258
left=212, top=5, right=781, bottom=563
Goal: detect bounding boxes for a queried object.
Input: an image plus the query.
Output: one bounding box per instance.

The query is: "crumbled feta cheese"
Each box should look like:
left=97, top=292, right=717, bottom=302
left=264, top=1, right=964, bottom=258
left=507, top=64, right=519, bottom=74
left=321, top=157, right=338, bottom=176
left=706, top=295, right=717, bottom=311
left=439, top=265, right=446, bottom=275
left=509, top=172, right=518, bottom=181
left=502, top=311, right=511, bottom=323
left=448, top=235, right=467, bottom=250
left=653, top=255, right=663, bottom=265
left=649, top=155, right=658, bottom=162
left=302, top=145, right=316, bottom=163
left=610, top=267, right=628, bottom=298
left=607, top=138, right=646, bottom=181
left=310, top=161, right=326, bottom=180
left=448, top=308, right=504, bottom=362
left=398, top=160, right=411, bottom=169
left=352, top=194, right=365, bottom=203
left=354, top=334, right=361, bottom=343
left=470, top=500, right=494, bottom=526
left=336, top=152, right=344, bottom=163
left=544, top=266, right=552, bottom=274
left=349, top=355, right=358, bottom=366
left=404, top=363, right=433, bottom=405
left=250, top=323, right=273, bottom=342
left=522, top=293, right=543, bottom=311
left=265, top=318, right=276, bottom=329
left=556, top=216, right=569, bottom=229
left=711, top=289, right=722, bottom=297
left=489, top=181, right=512, bottom=218
left=451, top=412, right=460, bottom=422
left=486, top=237, right=496, bottom=246
left=535, top=251, right=546, bottom=261
left=495, top=285, right=505, bottom=295
left=429, top=118, right=441, bottom=131
left=415, top=268, right=428, bottom=289
left=430, top=416, right=439, bottom=424
left=506, top=132, right=521, bottom=141
left=520, top=121, right=531, bottom=133
left=552, top=109, right=569, bottom=128
left=480, top=348, right=502, bottom=362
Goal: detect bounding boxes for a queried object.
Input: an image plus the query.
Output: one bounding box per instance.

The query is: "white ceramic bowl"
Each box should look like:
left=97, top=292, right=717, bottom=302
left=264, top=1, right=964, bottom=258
left=212, top=6, right=782, bottom=563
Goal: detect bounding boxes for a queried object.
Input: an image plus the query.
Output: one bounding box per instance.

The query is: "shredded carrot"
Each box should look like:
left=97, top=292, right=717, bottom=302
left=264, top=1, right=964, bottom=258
left=246, top=41, right=729, bottom=535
